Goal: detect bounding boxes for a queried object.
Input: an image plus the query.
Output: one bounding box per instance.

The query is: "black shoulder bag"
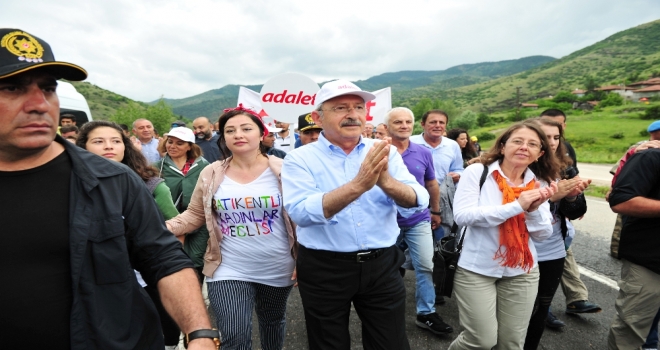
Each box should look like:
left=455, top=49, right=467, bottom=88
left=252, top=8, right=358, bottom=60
left=433, top=164, right=488, bottom=298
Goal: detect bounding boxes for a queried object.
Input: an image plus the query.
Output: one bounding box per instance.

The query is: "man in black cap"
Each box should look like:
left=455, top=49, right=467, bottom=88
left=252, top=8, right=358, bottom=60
left=298, top=112, right=322, bottom=146
left=0, top=29, right=218, bottom=350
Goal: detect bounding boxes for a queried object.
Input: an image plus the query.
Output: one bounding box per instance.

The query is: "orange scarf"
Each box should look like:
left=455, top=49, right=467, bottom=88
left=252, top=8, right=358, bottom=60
left=492, top=170, right=536, bottom=272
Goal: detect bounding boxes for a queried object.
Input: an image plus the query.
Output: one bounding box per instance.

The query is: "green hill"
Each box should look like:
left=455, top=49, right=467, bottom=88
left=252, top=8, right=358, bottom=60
left=153, top=56, right=554, bottom=119
left=68, top=81, right=146, bottom=120
left=405, top=19, right=660, bottom=110
left=79, top=19, right=660, bottom=125
left=159, top=84, right=262, bottom=119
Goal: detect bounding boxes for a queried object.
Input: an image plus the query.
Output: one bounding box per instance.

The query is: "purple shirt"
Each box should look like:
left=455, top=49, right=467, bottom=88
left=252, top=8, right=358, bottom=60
left=397, top=141, right=436, bottom=227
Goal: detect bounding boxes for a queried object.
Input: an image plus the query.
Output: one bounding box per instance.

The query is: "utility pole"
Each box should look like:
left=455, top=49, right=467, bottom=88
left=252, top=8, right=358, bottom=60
left=516, top=86, right=522, bottom=121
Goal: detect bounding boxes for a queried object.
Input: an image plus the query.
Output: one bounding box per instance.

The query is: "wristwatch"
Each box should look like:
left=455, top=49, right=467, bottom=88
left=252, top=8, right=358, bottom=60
left=184, top=329, right=221, bottom=349
left=430, top=210, right=442, bottom=216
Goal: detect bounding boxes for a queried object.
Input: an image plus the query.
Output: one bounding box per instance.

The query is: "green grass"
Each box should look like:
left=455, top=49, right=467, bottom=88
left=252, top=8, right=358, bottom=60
left=584, top=185, right=610, bottom=199
left=468, top=102, right=660, bottom=164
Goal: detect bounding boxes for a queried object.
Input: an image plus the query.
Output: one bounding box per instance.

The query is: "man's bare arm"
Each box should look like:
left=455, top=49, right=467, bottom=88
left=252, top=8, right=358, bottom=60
left=158, top=268, right=216, bottom=349
left=611, top=197, right=660, bottom=218
left=425, top=179, right=440, bottom=212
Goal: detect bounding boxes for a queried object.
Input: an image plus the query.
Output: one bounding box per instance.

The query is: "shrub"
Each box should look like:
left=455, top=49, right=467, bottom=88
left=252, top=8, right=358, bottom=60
left=639, top=129, right=650, bottom=137
left=477, top=132, right=496, bottom=141
left=451, top=110, right=477, bottom=130
left=599, top=93, right=624, bottom=108
left=642, top=105, right=660, bottom=120
left=477, top=113, right=491, bottom=127
left=610, top=132, right=625, bottom=139
left=552, top=91, right=577, bottom=104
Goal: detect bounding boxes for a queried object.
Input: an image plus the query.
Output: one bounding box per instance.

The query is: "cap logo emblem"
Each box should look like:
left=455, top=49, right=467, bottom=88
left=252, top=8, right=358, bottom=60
left=305, top=114, right=314, bottom=124
left=1, top=31, right=44, bottom=63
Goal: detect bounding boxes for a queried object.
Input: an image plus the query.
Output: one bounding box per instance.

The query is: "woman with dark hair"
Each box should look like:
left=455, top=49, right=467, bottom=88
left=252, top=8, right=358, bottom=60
left=523, top=118, right=589, bottom=350
left=448, top=120, right=559, bottom=350
left=76, top=120, right=182, bottom=350
left=155, top=127, right=210, bottom=281
left=76, top=121, right=177, bottom=218
left=167, top=105, right=297, bottom=349
left=447, top=128, right=478, bottom=167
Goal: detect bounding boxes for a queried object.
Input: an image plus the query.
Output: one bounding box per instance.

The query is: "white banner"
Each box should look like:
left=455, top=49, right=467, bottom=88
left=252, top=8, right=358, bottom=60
left=238, top=85, right=392, bottom=126
left=237, top=86, right=267, bottom=117
left=260, top=73, right=319, bottom=123
left=365, top=87, right=392, bottom=126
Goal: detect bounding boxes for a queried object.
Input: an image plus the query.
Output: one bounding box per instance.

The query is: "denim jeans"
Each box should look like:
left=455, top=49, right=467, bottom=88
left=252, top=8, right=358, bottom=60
left=643, top=307, right=660, bottom=348
left=397, top=220, right=436, bottom=315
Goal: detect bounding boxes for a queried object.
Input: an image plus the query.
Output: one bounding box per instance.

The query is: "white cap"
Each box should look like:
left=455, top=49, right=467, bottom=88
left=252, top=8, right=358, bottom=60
left=315, top=79, right=376, bottom=108
left=164, top=127, right=195, bottom=143
left=266, top=125, right=282, bottom=133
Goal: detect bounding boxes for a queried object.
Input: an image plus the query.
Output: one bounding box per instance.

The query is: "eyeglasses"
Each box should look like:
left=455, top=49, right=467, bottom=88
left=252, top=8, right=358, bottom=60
left=507, top=139, right=541, bottom=150
left=323, top=105, right=367, bottom=114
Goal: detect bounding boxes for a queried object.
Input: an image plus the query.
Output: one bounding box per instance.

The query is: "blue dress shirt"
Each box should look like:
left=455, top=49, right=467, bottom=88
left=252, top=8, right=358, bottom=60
left=140, top=138, right=162, bottom=164
left=410, top=134, right=463, bottom=183
left=282, top=133, right=429, bottom=252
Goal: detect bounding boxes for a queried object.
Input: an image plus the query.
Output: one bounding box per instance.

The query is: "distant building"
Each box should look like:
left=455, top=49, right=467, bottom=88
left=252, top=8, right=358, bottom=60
left=571, top=89, right=586, bottom=98
left=628, top=77, right=660, bottom=89
left=521, top=103, right=538, bottom=109
left=632, top=85, right=660, bottom=100
left=596, top=85, right=635, bottom=100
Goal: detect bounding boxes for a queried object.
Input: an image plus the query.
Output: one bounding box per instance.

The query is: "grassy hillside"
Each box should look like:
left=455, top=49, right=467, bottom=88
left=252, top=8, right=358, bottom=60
left=68, top=81, right=146, bottom=120
left=355, top=56, right=555, bottom=91
left=156, top=56, right=554, bottom=119
left=473, top=102, right=660, bottom=164
left=403, top=19, right=660, bottom=110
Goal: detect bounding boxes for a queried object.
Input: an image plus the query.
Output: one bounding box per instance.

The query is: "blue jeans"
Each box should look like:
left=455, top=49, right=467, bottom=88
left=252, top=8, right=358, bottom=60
left=396, top=220, right=436, bottom=315
left=643, top=307, right=660, bottom=348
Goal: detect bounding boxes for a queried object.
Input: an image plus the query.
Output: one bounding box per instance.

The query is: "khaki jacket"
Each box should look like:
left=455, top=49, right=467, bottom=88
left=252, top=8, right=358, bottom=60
left=167, top=155, right=297, bottom=277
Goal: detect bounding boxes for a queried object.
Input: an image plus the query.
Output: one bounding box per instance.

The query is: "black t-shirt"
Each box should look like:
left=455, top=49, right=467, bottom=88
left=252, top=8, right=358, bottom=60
left=0, top=151, right=72, bottom=348
left=609, top=148, right=660, bottom=274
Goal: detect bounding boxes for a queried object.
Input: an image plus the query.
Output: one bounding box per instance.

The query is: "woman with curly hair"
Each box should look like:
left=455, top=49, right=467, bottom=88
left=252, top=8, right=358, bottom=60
left=167, top=105, right=297, bottom=349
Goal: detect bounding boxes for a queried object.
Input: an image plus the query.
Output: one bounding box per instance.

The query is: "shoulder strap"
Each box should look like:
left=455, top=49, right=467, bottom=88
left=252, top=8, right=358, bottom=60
left=145, top=177, right=164, bottom=194
left=450, top=164, right=489, bottom=235
left=454, top=164, right=489, bottom=251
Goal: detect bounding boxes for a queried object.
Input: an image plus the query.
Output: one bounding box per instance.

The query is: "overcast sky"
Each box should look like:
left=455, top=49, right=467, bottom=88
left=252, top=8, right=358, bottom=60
left=3, top=0, right=659, bottom=102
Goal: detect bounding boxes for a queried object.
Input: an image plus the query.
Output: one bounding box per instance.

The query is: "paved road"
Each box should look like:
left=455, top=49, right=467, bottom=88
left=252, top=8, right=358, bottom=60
left=577, top=162, right=615, bottom=186
left=242, top=195, right=638, bottom=349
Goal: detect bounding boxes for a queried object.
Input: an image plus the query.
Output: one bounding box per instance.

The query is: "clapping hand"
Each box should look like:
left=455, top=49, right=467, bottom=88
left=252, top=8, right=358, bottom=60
left=518, top=181, right=558, bottom=212
left=354, top=138, right=390, bottom=192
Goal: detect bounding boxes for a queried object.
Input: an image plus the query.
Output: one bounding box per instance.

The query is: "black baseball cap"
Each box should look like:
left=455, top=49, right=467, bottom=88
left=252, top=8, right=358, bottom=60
left=298, top=113, right=322, bottom=132
left=0, top=28, right=87, bottom=81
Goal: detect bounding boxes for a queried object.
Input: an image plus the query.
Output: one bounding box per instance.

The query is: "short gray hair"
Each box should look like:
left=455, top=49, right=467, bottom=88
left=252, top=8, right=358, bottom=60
left=383, top=107, right=414, bottom=125
left=315, top=104, right=324, bottom=119
left=132, top=118, right=151, bottom=130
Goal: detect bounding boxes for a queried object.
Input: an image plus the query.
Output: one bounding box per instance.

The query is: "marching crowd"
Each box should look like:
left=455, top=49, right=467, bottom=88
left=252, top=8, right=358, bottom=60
left=2, top=28, right=659, bottom=350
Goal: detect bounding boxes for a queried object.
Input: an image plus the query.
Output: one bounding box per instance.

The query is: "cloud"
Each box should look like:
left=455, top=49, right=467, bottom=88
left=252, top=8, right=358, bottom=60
left=2, top=0, right=658, bottom=102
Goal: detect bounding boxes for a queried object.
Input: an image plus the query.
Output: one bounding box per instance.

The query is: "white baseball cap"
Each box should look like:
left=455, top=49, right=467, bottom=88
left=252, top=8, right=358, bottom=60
left=164, top=127, right=195, bottom=143
left=315, top=79, right=376, bottom=108
left=266, top=125, right=282, bottom=133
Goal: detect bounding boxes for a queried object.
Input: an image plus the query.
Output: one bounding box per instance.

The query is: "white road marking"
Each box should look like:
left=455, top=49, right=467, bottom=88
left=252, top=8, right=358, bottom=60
left=578, top=265, right=620, bottom=291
